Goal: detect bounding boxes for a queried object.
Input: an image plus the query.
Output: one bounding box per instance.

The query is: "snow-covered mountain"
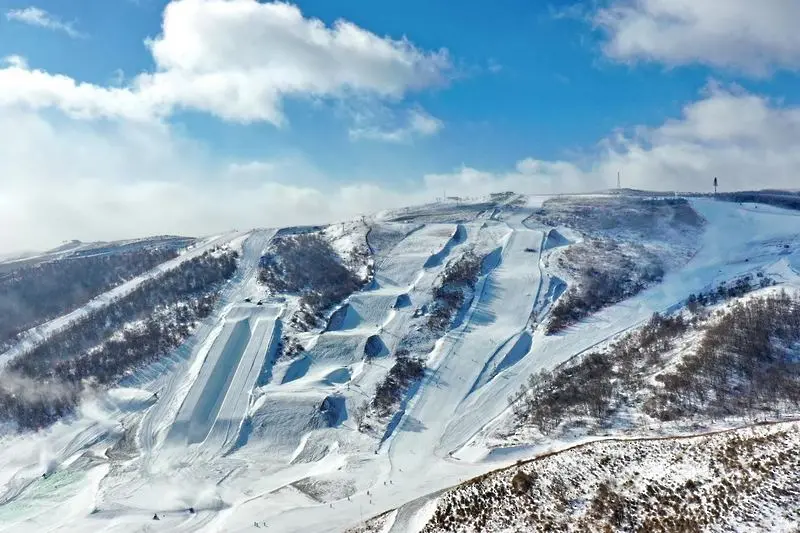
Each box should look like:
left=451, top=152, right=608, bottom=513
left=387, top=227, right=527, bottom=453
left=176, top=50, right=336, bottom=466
left=0, top=192, right=799, bottom=532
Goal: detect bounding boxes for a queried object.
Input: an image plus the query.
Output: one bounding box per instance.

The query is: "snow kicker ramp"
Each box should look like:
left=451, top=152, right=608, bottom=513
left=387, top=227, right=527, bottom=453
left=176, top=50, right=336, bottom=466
left=423, top=224, right=466, bottom=269
left=324, top=303, right=362, bottom=331
left=166, top=304, right=280, bottom=450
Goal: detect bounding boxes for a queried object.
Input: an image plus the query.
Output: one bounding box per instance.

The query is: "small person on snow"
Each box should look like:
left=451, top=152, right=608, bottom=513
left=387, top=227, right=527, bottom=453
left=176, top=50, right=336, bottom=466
left=153, top=513, right=160, bottom=521
left=188, top=507, right=195, bottom=514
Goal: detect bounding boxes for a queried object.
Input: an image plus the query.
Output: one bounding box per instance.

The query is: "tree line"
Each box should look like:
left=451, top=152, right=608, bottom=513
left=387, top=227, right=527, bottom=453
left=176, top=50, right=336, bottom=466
left=547, top=240, right=665, bottom=334
left=0, top=248, right=238, bottom=431
left=651, top=291, right=800, bottom=420
left=369, top=349, right=425, bottom=419
left=427, top=251, right=482, bottom=332
left=259, top=232, right=371, bottom=332
left=0, top=241, right=189, bottom=350
left=513, top=276, right=791, bottom=435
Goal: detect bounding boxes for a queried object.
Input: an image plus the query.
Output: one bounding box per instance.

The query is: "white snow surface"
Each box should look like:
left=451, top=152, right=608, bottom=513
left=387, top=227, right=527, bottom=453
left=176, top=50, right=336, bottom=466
left=2, top=198, right=800, bottom=532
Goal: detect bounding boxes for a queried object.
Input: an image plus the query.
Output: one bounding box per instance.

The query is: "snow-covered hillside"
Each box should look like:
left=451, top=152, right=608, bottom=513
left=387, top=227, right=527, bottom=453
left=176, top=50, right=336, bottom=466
left=358, top=421, right=800, bottom=532
left=1, top=194, right=800, bottom=532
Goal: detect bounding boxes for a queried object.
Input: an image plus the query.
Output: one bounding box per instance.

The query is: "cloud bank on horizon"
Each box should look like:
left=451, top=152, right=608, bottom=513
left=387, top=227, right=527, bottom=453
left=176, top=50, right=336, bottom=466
left=595, top=0, right=800, bottom=75
left=1, top=0, right=800, bottom=252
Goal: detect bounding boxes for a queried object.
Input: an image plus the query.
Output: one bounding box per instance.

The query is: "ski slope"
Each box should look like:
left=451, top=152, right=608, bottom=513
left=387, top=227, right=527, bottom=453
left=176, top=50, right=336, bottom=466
left=217, top=198, right=800, bottom=533
left=3, top=196, right=800, bottom=533
left=166, top=303, right=281, bottom=452
left=136, top=230, right=276, bottom=455
left=0, top=231, right=244, bottom=369
left=389, top=213, right=545, bottom=459
left=243, top=223, right=464, bottom=460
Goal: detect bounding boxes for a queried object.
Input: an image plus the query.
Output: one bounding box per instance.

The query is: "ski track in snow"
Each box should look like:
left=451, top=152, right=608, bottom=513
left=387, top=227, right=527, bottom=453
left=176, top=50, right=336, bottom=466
left=3, top=199, right=800, bottom=532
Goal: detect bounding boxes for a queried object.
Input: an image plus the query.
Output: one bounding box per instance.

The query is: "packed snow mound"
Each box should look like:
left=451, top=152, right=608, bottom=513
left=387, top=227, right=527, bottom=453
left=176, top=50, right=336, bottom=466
left=393, top=293, right=412, bottom=309
left=105, top=388, right=156, bottom=411
left=541, top=228, right=570, bottom=250
left=319, top=395, right=348, bottom=427
left=325, top=303, right=362, bottom=331
left=423, top=224, right=466, bottom=269
left=247, top=392, right=334, bottom=457
left=367, top=223, right=422, bottom=257
left=364, top=334, right=388, bottom=359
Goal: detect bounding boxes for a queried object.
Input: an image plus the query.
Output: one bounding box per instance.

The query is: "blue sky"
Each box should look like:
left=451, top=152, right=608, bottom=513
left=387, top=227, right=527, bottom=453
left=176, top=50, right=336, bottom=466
left=2, top=0, right=800, bottom=251
left=0, top=0, right=710, bottom=178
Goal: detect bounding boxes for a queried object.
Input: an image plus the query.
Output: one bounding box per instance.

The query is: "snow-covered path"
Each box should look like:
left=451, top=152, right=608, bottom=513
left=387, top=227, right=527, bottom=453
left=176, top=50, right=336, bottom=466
left=388, top=216, right=543, bottom=462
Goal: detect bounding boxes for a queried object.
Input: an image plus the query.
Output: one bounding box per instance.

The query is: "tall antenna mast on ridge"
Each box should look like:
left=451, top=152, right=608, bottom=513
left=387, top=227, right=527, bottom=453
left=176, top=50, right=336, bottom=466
left=617, top=171, right=621, bottom=190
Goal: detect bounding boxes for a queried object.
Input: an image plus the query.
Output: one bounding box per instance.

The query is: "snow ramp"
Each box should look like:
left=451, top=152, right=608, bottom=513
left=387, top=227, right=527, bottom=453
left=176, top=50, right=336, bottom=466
left=423, top=224, right=466, bottom=269
left=376, top=224, right=458, bottom=287
left=468, top=331, right=533, bottom=396
left=166, top=304, right=280, bottom=449
left=246, top=391, right=333, bottom=458
left=543, top=228, right=571, bottom=250
left=325, top=303, right=362, bottom=332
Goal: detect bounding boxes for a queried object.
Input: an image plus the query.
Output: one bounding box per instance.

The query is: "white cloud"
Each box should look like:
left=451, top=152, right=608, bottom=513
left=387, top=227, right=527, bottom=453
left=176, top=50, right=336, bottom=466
left=0, top=0, right=450, bottom=125
left=565, top=1, right=800, bottom=76
left=426, top=85, right=800, bottom=196
left=349, top=108, right=443, bottom=143
left=3, top=55, right=27, bottom=69
left=424, top=160, right=599, bottom=198
left=225, top=157, right=330, bottom=186
left=409, top=109, right=444, bottom=136
left=0, top=107, right=430, bottom=253
left=3, top=85, right=800, bottom=253
left=6, top=7, right=83, bottom=38
left=0, top=63, right=159, bottom=121
left=595, top=0, right=800, bottom=75
left=227, top=161, right=278, bottom=178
